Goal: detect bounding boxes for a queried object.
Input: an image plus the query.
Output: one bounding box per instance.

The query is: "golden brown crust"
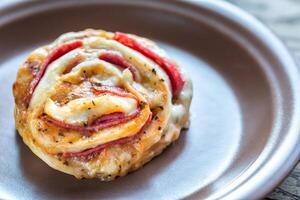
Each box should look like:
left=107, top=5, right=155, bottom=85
left=13, top=29, right=192, bottom=180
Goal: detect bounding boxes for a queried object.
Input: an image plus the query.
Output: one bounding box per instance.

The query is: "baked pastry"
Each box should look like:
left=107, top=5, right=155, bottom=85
left=13, top=29, right=192, bottom=180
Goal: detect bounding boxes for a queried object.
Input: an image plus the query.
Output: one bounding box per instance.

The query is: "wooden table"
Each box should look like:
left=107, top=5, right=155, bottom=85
left=226, top=0, right=300, bottom=199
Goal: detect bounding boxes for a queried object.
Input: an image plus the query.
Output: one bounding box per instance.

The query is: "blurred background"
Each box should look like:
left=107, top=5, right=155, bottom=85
left=226, top=0, right=300, bottom=199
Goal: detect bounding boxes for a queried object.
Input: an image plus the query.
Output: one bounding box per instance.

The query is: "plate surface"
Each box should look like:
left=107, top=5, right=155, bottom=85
left=0, top=0, right=300, bottom=199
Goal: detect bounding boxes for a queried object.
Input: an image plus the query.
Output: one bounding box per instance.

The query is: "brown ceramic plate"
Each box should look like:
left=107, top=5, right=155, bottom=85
left=1, top=0, right=300, bottom=199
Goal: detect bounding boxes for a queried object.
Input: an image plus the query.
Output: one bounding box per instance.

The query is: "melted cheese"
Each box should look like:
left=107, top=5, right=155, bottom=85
left=14, top=29, right=193, bottom=180
left=45, top=95, right=137, bottom=125
left=61, top=59, right=122, bottom=85
left=31, top=104, right=151, bottom=153
left=30, top=49, right=84, bottom=108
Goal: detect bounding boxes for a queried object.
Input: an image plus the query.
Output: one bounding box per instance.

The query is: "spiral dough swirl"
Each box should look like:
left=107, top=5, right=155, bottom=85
left=13, top=29, right=192, bottom=180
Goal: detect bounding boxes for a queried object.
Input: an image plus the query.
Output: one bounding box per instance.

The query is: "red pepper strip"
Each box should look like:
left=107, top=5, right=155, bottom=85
left=99, top=52, right=138, bottom=80
left=92, top=85, right=138, bottom=100
left=24, top=40, right=83, bottom=107
left=43, top=108, right=141, bottom=135
left=113, top=32, right=185, bottom=96
left=62, top=112, right=152, bottom=158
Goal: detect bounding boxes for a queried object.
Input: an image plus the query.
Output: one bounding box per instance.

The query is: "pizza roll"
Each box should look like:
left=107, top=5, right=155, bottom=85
left=13, top=29, right=192, bottom=180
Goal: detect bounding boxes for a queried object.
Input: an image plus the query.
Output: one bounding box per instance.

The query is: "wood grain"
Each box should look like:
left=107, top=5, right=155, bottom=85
left=226, top=0, right=300, bottom=199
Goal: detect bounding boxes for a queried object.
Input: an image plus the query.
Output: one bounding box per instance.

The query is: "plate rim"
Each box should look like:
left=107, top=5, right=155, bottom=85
left=183, top=0, right=300, bottom=199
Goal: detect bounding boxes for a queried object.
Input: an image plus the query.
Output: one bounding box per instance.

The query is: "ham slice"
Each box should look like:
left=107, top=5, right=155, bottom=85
left=25, top=40, right=83, bottom=107
left=113, top=32, right=185, bottom=96
left=62, top=113, right=152, bottom=158
left=99, top=52, right=139, bottom=80
left=92, top=85, right=137, bottom=100
left=43, top=85, right=141, bottom=135
left=43, top=109, right=140, bottom=135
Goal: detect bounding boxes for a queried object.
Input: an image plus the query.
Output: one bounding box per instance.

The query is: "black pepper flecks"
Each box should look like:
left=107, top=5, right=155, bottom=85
left=58, top=131, right=65, bottom=137
left=94, top=82, right=102, bottom=87
left=38, top=127, right=48, bottom=132
left=63, top=161, right=69, bottom=166
left=152, top=68, right=156, bottom=75
left=158, top=126, right=162, bottom=130
left=139, top=101, right=147, bottom=107
left=57, top=152, right=63, bottom=157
